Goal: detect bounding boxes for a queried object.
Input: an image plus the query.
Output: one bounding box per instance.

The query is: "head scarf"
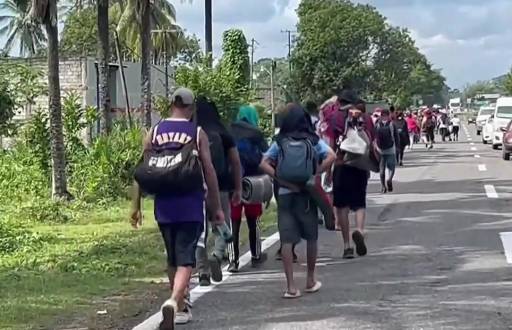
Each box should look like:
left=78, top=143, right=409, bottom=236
left=195, top=95, right=229, bottom=135
left=237, top=105, right=259, bottom=127
left=276, top=103, right=319, bottom=145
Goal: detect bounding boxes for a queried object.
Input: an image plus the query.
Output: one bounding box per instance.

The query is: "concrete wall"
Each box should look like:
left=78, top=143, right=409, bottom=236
left=5, top=57, right=170, bottom=122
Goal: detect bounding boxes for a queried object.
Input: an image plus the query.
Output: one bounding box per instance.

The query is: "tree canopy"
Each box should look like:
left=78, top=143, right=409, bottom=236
left=290, top=0, right=446, bottom=107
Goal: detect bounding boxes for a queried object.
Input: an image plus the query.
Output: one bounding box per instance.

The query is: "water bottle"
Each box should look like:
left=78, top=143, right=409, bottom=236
left=216, top=223, right=233, bottom=243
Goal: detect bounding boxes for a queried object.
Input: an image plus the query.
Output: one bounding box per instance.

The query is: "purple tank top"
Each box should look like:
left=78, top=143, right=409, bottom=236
left=153, top=119, right=205, bottom=224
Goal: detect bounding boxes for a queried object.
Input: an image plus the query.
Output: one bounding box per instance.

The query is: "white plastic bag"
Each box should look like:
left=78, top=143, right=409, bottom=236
left=339, top=127, right=368, bottom=155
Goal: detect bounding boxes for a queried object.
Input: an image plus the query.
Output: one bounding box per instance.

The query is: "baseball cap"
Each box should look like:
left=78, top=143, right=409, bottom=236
left=171, top=87, right=195, bottom=106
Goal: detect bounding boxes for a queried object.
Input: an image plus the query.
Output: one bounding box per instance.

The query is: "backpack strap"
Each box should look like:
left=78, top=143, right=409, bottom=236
left=389, top=122, right=396, bottom=147
left=196, top=126, right=202, bottom=152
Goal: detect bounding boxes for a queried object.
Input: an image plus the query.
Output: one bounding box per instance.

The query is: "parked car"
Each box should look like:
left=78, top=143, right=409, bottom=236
left=501, top=120, right=512, bottom=160
left=492, top=97, right=512, bottom=150
left=468, top=113, right=477, bottom=125
left=482, top=115, right=494, bottom=144
left=475, top=106, right=495, bottom=135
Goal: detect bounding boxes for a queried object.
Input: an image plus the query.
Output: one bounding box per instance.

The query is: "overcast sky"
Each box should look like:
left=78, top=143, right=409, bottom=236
left=173, top=0, right=512, bottom=89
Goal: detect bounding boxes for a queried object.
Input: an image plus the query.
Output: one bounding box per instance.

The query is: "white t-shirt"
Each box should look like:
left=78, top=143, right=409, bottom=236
left=451, top=118, right=461, bottom=127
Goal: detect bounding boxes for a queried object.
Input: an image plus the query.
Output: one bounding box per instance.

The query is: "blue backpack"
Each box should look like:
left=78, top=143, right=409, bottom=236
left=237, top=138, right=263, bottom=177
left=276, top=138, right=317, bottom=183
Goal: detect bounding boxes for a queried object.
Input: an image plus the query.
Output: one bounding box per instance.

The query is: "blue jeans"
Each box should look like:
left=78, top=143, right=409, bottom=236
left=380, top=153, right=396, bottom=185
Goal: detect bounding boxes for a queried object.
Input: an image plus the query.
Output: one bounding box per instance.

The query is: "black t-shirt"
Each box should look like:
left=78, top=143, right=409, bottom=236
left=218, top=131, right=236, bottom=192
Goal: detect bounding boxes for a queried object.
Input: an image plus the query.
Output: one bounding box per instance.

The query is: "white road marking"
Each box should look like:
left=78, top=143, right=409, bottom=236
left=471, top=147, right=477, bottom=151
left=468, top=138, right=473, bottom=141
left=470, top=142, right=475, bottom=145
left=500, top=232, right=512, bottom=264
left=478, top=164, right=487, bottom=171
left=485, top=185, right=499, bottom=199
left=132, top=231, right=281, bottom=330
left=474, top=154, right=481, bottom=158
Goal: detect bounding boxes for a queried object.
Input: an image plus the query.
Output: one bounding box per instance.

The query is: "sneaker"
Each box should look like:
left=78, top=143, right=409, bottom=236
left=175, top=307, right=192, bottom=325
left=160, top=299, right=177, bottom=330
left=399, top=161, right=403, bottom=167
left=208, top=255, right=223, bottom=282
left=381, top=186, right=387, bottom=194
left=251, top=252, right=268, bottom=267
left=352, top=230, right=367, bottom=256
left=199, top=274, right=211, bottom=287
left=343, top=248, right=355, bottom=259
left=387, top=180, right=393, bottom=193
left=228, top=261, right=239, bottom=273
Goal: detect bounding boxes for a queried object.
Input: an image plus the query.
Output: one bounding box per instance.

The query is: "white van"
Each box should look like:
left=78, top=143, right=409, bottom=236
left=492, top=97, right=512, bottom=149
left=476, top=106, right=495, bottom=135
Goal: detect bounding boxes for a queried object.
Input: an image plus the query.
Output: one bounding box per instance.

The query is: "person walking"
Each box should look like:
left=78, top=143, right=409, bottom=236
left=260, top=103, right=335, bottom=298
left=375, top=109, right=400, bottom=193
left=422, top=110, right=435, bottom=149
left=131, top=88, right=225, bottom=329
left=394, top=111, right=410, bottom=166
left=438, top=112, right=450, bottom=142
left=321, top=90, right=375, bottom=259
left=229, top=105, right=269, bottom=272
left=451, top=115, right=461, bottom=141
left=406, top=112, right=420, bottom=149
left=195, top=96, right=243, bottom=286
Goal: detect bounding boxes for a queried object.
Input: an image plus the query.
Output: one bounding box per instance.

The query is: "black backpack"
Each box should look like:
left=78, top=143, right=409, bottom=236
left=134, top=126, right=204, bottom=195
left=207, top=131, right=227, bottom=178
left=376, top=121, right=395, bottom=150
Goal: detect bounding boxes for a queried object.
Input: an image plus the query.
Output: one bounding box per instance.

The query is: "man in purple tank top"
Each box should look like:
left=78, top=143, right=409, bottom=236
left=131, top=88, right=224, bottom=329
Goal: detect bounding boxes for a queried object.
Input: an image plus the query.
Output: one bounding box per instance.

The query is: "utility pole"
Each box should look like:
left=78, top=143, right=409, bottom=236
left=205, top=0, right=213, bottom=65
left=281, top=30, right=296, bottom=73
left=249, top=38, right=259, bottom=88
left=270, top=60, right=276, bottom=133
left=151, top=29, right=176, bottom=98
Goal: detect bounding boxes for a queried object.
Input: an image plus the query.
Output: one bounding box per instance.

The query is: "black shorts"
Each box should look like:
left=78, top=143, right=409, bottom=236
left=277, top=193, right=319, bottom=244
left=158, top=222, right=204, bottom=268
left=333, top=165, right=369, bottom=211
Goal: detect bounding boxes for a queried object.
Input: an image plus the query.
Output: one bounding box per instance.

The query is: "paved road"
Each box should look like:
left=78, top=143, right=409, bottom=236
left=137, top=124, right=512, bottom=330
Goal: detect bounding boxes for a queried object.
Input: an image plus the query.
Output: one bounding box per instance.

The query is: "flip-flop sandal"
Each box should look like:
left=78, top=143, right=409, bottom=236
left=283, top=290, right=302, bottom=299
left=305, top=281, right=322, bottom=293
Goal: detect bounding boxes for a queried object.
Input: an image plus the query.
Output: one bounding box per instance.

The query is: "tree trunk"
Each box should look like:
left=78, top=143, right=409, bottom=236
left=44, top=1, right=68, bottom=199
left=140, top=0, right=152, bottom=129
left=97, top=0, right=111, bottom=134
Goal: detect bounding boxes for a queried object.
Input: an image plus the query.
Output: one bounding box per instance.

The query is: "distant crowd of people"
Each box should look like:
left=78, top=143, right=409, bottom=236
left=130, top=87, right=460, bottom=329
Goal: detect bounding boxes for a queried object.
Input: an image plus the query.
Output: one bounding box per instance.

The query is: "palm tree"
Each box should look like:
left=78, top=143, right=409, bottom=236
left=0, top=0, right=46, bottom=56
left=97, top=0, right=111, bottom=134
left=30, top=0, right=68, bottom=199
left=112, top=0, right=179, bottom=129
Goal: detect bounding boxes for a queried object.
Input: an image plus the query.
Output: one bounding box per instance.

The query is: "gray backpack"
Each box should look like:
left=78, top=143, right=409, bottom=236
left=276, top=138, right=317, bottom=183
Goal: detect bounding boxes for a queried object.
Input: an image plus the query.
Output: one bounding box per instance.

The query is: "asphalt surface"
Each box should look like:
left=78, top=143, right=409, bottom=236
left=137, top=123, right=512, bottom=330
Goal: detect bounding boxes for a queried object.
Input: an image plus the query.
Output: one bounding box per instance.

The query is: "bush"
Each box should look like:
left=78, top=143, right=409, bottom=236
left=69, top=125, right=143, bottom=202
left=0, top=216, right=54, bottom=255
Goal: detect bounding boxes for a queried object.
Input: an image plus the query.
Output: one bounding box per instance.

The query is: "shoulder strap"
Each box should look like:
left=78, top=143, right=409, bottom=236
left=196, top=126, right=202, bottom=152
left=389, top=122, right=396, bottom=146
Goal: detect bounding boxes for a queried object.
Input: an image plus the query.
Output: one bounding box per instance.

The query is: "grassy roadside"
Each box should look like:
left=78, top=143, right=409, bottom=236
left=0, top=200, right=277, bottom=330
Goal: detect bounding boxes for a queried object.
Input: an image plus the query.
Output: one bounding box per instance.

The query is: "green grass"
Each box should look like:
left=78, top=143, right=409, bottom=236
left=0, top=200, right=277, bottom=330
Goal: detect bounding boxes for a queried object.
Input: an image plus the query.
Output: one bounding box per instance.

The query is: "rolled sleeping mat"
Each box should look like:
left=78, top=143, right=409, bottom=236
left=305, top=177, right=335, bottom=231
left=242, top=175, right=274, bottom=204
